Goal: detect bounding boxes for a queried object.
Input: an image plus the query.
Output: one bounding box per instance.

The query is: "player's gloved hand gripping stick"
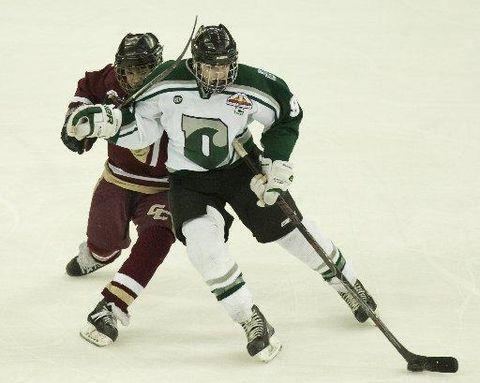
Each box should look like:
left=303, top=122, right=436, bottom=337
left=250, top=155, right=294, bottom=207
left=233, top=138, right=458, bottom=374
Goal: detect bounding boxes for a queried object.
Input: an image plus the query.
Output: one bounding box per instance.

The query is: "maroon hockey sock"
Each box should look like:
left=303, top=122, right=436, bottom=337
left=101, top=227, right=174, bottom=314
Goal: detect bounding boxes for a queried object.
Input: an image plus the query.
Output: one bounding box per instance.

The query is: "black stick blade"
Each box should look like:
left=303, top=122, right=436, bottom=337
left=407, top=356, right=458, bottom=373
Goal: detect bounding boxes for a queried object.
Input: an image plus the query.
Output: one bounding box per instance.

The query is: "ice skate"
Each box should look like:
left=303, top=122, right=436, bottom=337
left=80, top=299, right=119, bottom=347
left=240, top=305, right=282, bottom=362
left=339, top=279, right=377, bottom=323
left=66, top=242, right=106, bottom=276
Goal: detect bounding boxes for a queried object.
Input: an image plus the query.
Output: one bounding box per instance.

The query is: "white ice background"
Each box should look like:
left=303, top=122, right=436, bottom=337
left=0, top=1, right=478, bottom=382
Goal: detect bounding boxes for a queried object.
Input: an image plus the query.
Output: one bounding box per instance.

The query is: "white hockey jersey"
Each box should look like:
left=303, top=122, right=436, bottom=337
left=112, top=60, right=302, bottom=172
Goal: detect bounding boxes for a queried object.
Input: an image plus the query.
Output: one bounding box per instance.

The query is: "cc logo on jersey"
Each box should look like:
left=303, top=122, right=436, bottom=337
left=147, top=204, right=171, bottom=220
left=173, top=95, right=183, bottom=104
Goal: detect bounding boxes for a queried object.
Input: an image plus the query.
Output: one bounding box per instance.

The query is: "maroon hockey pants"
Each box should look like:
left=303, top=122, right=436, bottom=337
left=86, top=179, right=175, bottom=313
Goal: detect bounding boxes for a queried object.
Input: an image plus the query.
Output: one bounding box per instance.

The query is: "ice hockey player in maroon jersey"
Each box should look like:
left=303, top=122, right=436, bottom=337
left=61, top=33, right=175, bottom=346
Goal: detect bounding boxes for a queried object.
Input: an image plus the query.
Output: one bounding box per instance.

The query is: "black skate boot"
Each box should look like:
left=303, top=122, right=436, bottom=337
left=66, top=242, right=106, bottom=276
left=240, top=305, right=282, bottom=362
left=339, top=279, right=377, bottom=323
left=80, top=299, right=119, bottom=347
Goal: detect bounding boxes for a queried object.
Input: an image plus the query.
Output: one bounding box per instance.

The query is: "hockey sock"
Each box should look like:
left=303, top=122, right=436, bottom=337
left=275, top=218, right=357, bottom=293
left=101, top=227, right=174, bottom=314
left=183, top=206, right=254, bottom=323
left=219, top=284, right=254, bottom=323
left=320, top=248, right=356, bottom=293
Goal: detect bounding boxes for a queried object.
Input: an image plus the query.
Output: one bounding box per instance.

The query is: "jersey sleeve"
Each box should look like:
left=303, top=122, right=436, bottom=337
left=240, top=66, right=303, bottom=161
left=62, top=66, right=113, bottom=152
left=259, top=77, right=302, bottom=161
left=69, top=64, right=113, bottom=108
left=109, top=98, right=164, bottom=150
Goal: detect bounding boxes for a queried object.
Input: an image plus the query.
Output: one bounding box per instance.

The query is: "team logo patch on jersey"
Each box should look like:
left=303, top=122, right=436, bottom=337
left=147, top=204, right=171, bottom=220
left=226, top=93, right=253, bottom=110
left=173, top=95, right=183, bottom=104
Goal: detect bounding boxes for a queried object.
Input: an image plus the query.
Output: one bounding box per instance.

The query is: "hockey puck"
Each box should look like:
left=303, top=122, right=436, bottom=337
left=432, top=357, right=459, bottom=373
left=447, top=358, right=459, bottom=373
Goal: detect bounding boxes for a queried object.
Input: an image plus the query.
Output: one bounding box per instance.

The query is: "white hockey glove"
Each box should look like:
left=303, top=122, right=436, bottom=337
left=250, top=173, right=268, bottom=207
left=66, top=104, right=122, bottom=140
left=250, top=156, right=294, bottom=207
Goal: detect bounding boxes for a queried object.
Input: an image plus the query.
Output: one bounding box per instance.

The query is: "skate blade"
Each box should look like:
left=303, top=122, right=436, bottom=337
left=253, top=335, right=282, bottom=363
left=80, top=324, right=114, bottom=347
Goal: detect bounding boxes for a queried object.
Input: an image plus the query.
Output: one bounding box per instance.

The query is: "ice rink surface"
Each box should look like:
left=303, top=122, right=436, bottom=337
left=1, top=0, right=479, bottom=382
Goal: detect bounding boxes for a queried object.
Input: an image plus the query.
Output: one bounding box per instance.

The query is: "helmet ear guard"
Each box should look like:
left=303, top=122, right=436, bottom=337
left=191, top=24, right=238, bottom=94
left=114, top=33, right=163, bottom=92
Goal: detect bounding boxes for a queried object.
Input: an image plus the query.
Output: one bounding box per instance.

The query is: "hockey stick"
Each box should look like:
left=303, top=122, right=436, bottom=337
left=120, top=15, right=198, bottom=108
left=232, top=139, right=458, bottom=373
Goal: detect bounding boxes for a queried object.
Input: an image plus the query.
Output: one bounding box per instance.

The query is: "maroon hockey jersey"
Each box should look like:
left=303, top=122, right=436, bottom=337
left=68, top=64, right=168, bottom=193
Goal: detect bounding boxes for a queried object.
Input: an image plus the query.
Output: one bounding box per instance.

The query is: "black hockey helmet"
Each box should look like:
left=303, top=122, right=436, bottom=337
left=114, top=33, right=163, bottom=92
left=191, top=24, right=238, bottom=94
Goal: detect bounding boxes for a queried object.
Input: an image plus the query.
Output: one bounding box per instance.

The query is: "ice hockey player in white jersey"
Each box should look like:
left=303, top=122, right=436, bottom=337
left=66, top=24, right=377, bottom=362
